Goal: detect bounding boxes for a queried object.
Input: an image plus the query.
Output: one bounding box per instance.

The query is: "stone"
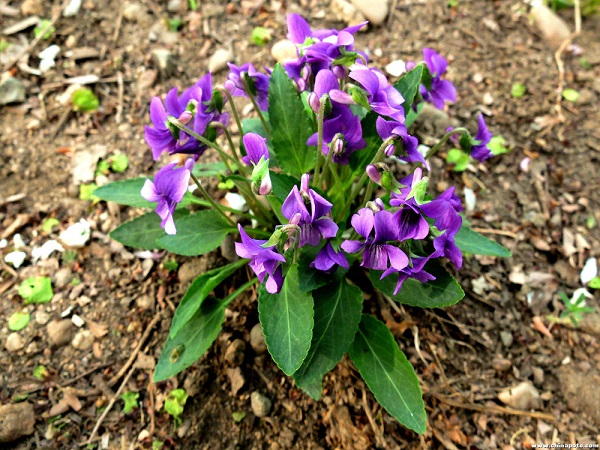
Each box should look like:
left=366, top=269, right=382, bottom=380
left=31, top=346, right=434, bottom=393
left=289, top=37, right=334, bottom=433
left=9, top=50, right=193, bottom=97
left=208, top=49, right=233, bottom=73
left=532, top=366, right=545, bottom=386
left=500, top=331, right=514, bottom=348
left=0, top=78, right=26, bottom=106
left=47, top=319, right=74, bottom=346
left=123, top=3, right=146, bottom=22
left=250, top=323, right=267, bottom=354
left=6, top=333, right=25, bottom=353
left=332, top=0, right=367, bottom=26
left=350, top=0, right=388, bottom=25
left=530, top=3, right=570, bottom=49
left=177, top=258, right=207, bottom=284
left=251, top=392, right=272, bottom=417
left=35, top=311, right=50, bottom=325
left=167, top=0, right=185, bottom=13
left=0, top=403, right=35, bottom=443
left=498, top=381, right=540, bottom=410
left=53, top=267, right=73, bottom=288
left=72, top=330, right=94, bottom=350
left=21, top=0, right=44, bottom=15
left=224, top=339, right=246, bottom=366
left=271, top=40, right=298, bottom=64
left=492, top=357, right=512, bottom=372
left=558, top=366, right=600, bottom=425
left=62, top=0, right=82, bottom=16
left=226, top=367, right=245, bottom=396
left=71, top=145, right=108, bottom=186
left=151, top=48, right=176, bottom=79
left=136, top=294, right=155, bottom=310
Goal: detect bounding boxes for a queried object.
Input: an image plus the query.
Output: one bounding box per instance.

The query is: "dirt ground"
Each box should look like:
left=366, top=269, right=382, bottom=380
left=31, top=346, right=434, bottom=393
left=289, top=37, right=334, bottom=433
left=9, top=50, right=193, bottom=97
left=1, top=0, right=600, bottom=448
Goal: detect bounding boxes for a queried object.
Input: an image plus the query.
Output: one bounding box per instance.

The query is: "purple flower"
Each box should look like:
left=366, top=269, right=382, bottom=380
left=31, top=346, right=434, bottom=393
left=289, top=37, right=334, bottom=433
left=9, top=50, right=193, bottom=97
left=381, top=255, right=437, bottom=294
left=144, top=73, right=230, bottom=161
left=375, top=116, right=428, bottom=169
left=341, top=208, right=409, bottom=272
left=225, top=63, right=270, bottom=111
left=281, top=174, right=338, bottom=247
left=392, top=201, right=430, bottom=241
left=348, top=66, right=406, bottom=122
left=311, top=242, right=349, bottom=272
left=470, top=114, right=493, bottom=162
left=141, top=159, right=194, bottom=235
left=241, top=133, right=270, bottom=166
left=420, top=48, right=456, bottom=109
left=235, top=225, right=286, bottom=294
left=433, top=231, right=462, bottom=270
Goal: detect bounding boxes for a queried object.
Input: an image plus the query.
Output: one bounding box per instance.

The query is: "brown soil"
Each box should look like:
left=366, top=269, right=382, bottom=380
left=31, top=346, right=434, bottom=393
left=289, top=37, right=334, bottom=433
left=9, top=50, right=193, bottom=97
left=1, top=1, right=600, bottom=449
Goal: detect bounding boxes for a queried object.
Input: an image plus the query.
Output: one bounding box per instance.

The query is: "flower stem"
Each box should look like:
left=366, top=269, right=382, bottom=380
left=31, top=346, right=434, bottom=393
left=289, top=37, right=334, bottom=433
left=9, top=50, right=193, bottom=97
left=211, top=121, right=249, bottom=177
left=168, top=117, right=222, bottom=153
left=425, top=127, right=469, bottom=159
left=219, top=87, right=244, bottom=136
left=242, top=78, right=271, bottom=140
left=190, top=173, right=236, bottom=227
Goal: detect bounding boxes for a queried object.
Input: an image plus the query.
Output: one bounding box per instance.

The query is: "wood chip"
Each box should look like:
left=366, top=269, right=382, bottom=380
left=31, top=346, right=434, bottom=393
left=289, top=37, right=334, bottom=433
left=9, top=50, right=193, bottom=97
left=2, top=16, right=39, bottom=35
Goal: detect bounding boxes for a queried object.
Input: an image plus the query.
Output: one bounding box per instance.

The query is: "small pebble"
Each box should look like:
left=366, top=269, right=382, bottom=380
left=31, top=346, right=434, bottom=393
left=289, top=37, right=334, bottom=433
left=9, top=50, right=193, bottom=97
left=72, top=330, right=94, bottom=350
left=532, top=366, right=545, bottom=386
left=63, top=0, right=82, bottom=16
left=136, top=294, right=155, bottom=310
left=224, top=339, right=246, bottom=366
left=250, top=323, right=267, bottom=354
left=47, top=319, right=74, bottom=347
left=123, top=2, right=145, bottom=22
left=271, top=40, right=297, bottom=64
left=350, top=0, right=389, bottom=25
left=35, top=311, right=51, bottom=325
left=385, top=59, right=406, bottom=77
left=71, top=314, right=85, bottom=328
left=21, top=0, right=44, bottom=16
left=6, top=333, right=25, bottom=353
left=498, top=381, right=540, bottom=410
left=0, top=403, right=35, bottom=443
left=151, top=48, right=175, bottom=78
left=492, top=357, right=512, bottom=372
left=500, top=331, right=514, bottom=348
left=208, top=49, right=233, bottom=73
left=251, top=392, right=272, bottom=417
left=54, top=267, right=73, bottom=288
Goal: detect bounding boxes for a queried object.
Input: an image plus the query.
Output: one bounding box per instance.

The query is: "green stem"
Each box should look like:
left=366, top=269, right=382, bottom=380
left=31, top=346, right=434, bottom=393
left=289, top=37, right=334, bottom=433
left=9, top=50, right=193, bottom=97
left=425, top=127, right=469, bottom=159
left=168, top=117, right=222, bottom=153
left=211, top=121, right=248, bottom=177
left=219, top=88, right=244, bottom=137
left=234, top=180, right=273, bottom=226
left=338, top=137, right=395, bottom=221
left=362, top=180, right=375, bottom=208
left=190, top=173, right=235, bottom=227
left=242, top=78, right=271, bottom=140
left=222, top=277, right=258, bottom=308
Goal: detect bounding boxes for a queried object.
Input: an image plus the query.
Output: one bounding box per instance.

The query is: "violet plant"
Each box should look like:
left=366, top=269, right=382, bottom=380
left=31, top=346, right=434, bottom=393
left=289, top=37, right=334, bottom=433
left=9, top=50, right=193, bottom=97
left=96, top=14, right=511, bottom=433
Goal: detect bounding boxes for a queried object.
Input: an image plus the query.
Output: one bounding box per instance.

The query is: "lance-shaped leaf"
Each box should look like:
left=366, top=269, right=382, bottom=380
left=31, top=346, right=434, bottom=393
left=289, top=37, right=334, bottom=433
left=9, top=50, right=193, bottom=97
left=370, top=262, right=464, bottom=308
left=268, top=64, right=315, bottom=177
left=393, top=64, right=424, bottom=115
left=157, top=210, right=236, bottom=256
left=349, top=314, right=426, bottom=434
left=454, top=224, right=511, bottom=257
left=293, top=279, right=363, bottom=399
left=258, top=264, right=314, bottom=375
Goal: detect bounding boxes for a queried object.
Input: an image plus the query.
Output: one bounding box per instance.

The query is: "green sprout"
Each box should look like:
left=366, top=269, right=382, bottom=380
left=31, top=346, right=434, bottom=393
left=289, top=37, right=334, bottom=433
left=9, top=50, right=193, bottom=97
left=164, top=388, right=188, bottom=426
left=18, top=277, right=54, bottom=304
left=34, top=19, right=56, bottom=40
left=72, top=88, right=99, bottom=112
left=549, top=291, right=595, bottom=327
left=120, top=391, right=139, bottom=413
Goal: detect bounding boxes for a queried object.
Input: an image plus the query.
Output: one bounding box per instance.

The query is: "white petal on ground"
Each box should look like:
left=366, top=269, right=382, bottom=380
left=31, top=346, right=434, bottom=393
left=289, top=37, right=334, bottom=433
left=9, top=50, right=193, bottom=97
left=31, top=240, right=65, bottom=262
left=5, top=251, right=27, bottom=268
left=464, top=188, right=476, bottom=212
left=571, top=288, right=593, bottom=306
left=580, top=257, right=598, bottom=285
left=225, top=193, right=247, bottom=211
left=59, top=219, right=91, bottom=248
left=13, top=234, right=26, bottom=249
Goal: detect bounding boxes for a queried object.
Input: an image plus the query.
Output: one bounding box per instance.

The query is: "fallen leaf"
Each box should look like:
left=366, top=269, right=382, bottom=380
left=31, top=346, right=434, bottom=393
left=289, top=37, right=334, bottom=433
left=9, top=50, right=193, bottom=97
left=532, top=316, right=553, bottom=339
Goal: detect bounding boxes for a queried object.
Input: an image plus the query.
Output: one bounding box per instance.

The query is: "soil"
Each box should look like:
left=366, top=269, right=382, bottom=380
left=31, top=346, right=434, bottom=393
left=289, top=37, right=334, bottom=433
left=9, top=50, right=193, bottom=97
left=1, top=0, right=600, bottom=449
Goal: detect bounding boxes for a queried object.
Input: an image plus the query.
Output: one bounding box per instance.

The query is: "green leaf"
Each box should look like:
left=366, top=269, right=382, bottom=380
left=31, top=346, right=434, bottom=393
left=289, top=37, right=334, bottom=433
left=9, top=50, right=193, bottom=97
left=34, top=19, right=55, bottom=40
left=110, top=212, right=167, bottom=250
left=152, top=441, right=164, bottom=450
left=455, top=224, right=512, bottom=257
left=155, top=297, right=227, bottom=381
left=393, top=64, right=424, bottom=115
left=18, top=277, right=54, bottom=304
left=588, top=277, right=600, bottom=289
left=164, top=388, right=188, bottom=418
left=157, top=210, right=234, bottom=256
left=251, top=26, right=271, bottom=45
left=72, top=88, right=99, bottom=112
left=349, top=314, right=426, bottom=434
left=511, top=83, right=527, bottom=98
left=33, top=365, right=48, bottom=380
left=42, top=218, right=60, bottom=234
left=293, top=279, right=363, bottom=399
left=232, top=411, right=246, bottom=422
left=371, top=262, right=464, bottom=308
left=269, top=172, right=299, bottom=201
left=169, top=259, right=247, bottom=338
left=488, top=135, right=509, bottom=156
left=268, top=64, right=315, bottom=177
left=349, top=111, right=379, bottom=176
left=191, top=161, right=228, bottom=178
left=8, top=311, right=30, bottom=331
left=446, top=149, right=469, bottom=172
left=258, top=265, right=314, bottom=375
left=94, top=178, right=157, bottom=208
left=110, top=154, right=129, bottom=173
left=562, top=88, right=580, bottom=102
left=120, top=391, right=139, bottom=413
left=79, top=183, right=99, bottom=202
left=404, top=102, right=424, bottom=128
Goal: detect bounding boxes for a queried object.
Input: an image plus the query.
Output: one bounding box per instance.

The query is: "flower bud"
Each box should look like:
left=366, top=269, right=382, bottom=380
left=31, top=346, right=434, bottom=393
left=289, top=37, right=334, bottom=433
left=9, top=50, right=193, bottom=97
left=178, top=110, right=193, bottom=125
left=366, top=164, right=381, bottom=184
left=330, top=135, right=345, bottom=157
left=300, top=173, right=310, bottom=193
left=384, top=143, right=396, bottom=157
left=332, top=65, right=346, bottom=79
left=308, top=92, right=320, bottom=113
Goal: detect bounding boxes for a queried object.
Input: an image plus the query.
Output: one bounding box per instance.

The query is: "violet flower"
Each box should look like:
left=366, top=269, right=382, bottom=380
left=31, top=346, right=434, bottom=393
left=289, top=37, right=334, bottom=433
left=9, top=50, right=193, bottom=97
left=242, top=133, right=272, bottom=196
left=225, top=63, right=270, bottom=111
left=375, top=116, right=428, bottom=169
left=348, top=66, right=405, bottom=122
left=341, top=208, right=409, bottom=272
left=311, top=242, right=349, bottom=272
left=420, top=48, right=456, bottom=109
left=141, top=159, right=194, bottom=235
left=234, top=225, right=286, bottom=294
left=470, top=114, right=493, bottom=162
left=281, top=174, right=338, bottom=247
left=381, top=255, right=437, bottom=295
